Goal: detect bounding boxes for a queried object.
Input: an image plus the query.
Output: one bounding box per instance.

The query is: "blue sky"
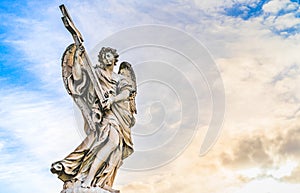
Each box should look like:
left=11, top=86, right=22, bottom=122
left=225, top=0, right=270, bottom=20
left=0, top=0, right=64, bottom=91
left=0, top=1, right=33, bottom=86
left=224, top=0, right=300, bottom=36
left=1, top=0, right=300, bottom=193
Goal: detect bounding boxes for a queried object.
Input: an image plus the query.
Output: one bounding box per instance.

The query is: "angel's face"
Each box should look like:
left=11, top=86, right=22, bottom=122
left=102, top=51, right=115, bottom=66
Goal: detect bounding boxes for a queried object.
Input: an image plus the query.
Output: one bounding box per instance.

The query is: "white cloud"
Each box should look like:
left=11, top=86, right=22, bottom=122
left=234, top=178, right=300, bottom=193
left=0, top=141, right=4, bottom=151
left=0, top=86, right=82, bottom=193
left=263, top=0, right=289, bottom=14
left=273, top=12, right=300, bottom=30
left=260, top=0, right=300, bottom=34
left=263, top=0, right=298, bottom=14
left=267, top=160, right=298, bottom=178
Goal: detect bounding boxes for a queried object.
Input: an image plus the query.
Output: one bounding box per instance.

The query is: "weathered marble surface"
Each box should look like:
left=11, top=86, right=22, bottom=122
left=51, top=5, right=136, bottom=193
left=59, top=180, right=118, bottom=193
left=61, top=187, right=112, bottom=193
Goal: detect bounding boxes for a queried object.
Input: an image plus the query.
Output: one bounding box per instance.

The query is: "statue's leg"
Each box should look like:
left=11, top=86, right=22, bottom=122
left=51, top=129, right=96, bottom=175
left=81, top=126, right=119, bottom=188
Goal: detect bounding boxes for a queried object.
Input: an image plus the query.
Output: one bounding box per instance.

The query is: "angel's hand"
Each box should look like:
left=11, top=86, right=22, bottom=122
left=75, top=45, right=85, bottom=57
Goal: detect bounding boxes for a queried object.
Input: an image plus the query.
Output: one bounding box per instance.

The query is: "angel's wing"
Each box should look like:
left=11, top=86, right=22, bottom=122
left=118, top=61, right=137, bottom=114
left=61, top=44, right=101, bottom=133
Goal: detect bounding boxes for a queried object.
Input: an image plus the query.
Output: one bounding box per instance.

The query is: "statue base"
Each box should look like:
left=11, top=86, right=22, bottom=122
left=60, top=181, right=119, bottom=193
left=61, top=187, right=113, bottom=193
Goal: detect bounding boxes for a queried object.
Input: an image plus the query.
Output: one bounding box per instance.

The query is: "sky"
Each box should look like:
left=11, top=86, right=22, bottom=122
left=1, top=0, right=300, bottom=193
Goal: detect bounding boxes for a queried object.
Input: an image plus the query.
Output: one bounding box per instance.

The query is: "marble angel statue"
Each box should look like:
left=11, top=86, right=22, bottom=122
left=50, top=5, right=137, bottom=193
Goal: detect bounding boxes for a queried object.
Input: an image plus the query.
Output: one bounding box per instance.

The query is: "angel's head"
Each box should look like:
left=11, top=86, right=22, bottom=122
left=98, top=47, right=119, bottom=68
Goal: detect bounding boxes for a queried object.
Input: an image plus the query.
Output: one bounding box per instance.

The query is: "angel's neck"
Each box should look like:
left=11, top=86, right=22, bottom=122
left=105, top=65, right=114, bottom=75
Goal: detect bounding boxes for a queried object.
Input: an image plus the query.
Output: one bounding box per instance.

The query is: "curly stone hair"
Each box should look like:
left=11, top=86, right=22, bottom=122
left=97, top=47, right=119, bottom=68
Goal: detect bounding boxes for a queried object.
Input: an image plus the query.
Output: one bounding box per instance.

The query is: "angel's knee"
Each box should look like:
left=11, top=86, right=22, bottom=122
left=107, top=128, right=119, bottom=151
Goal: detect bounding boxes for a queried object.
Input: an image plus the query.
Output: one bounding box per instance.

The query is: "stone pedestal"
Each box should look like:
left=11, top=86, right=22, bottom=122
left=60, top=181, right=119, bottom=193
left=61, top=186, right=112, bottom=193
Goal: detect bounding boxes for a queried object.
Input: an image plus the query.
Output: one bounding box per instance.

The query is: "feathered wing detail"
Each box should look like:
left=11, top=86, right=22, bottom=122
left=118, top=61, right=137, bottom=115
left=61, top=43, right=76, bottom=95
left=129, top=65, right=137, bottom=115
left=61, top=44, right=102, bottom=134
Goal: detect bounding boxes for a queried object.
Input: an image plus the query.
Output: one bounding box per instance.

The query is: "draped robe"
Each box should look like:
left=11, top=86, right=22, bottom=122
left=52, top=44, right=135, bottom=188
